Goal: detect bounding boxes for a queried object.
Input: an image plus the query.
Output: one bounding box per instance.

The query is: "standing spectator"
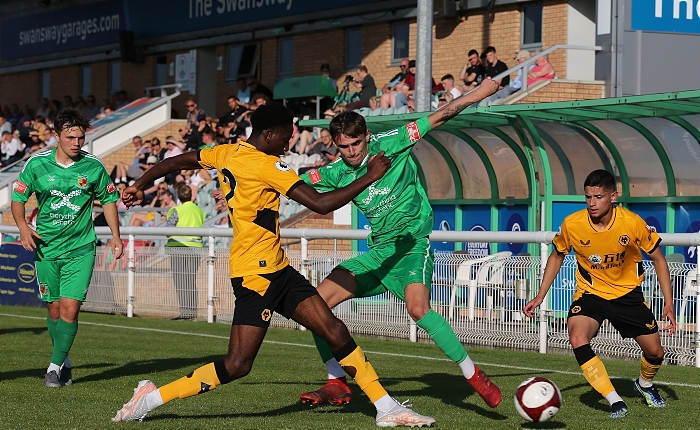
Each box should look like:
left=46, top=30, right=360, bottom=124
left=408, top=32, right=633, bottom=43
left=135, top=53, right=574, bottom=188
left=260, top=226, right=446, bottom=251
left=11, top=107, right=122, bottom=388
left=0, top=114, right=11, bottom=135
left=165, top=184, right=205, bottom=320
left=483, top=46, right=510, bottom=87
left=345, top=65, right=376, bottom=111
left=527, top=51, right=556, bottom=86
left=84, top=95, right=100, bottom=120
left=36, top=98, right=51, bottom=119
left=236, top=77, right=251, bottom=105
left=246, top=76, right=274, bottom=100
left=185, top=97, right=206, bottom=131
left=459, top=49, right=485, bottom=91
left=479, top=50, right=532, bottom=106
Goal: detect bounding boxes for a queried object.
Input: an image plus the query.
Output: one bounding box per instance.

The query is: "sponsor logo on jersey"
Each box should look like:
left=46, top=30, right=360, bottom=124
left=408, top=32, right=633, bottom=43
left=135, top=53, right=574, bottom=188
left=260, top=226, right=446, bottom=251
left=406, top=121, right=421, bottom=143
left=361, top=183, right=391, bottom=205
left=275, top=161, right=291, bottom=172
left=261, top=309, right=272, bottom=322
left=579, top=239, right=590, bottom=247
left=47, top=175, right=55, bottom=182
left=13, top=181, right=27, bottom=194
left=77, top=174, right=88, bottom=189
left=308, top=169, right=322, bottom=184
left=571, top=305, right=581, bottom=314
left=50, top=189, right=82, bottom=212
left=618, top=235, right=630, bottom=246
left=107, top=182, right=116, bottom=193
left=588, top=254, right=602, bottom=265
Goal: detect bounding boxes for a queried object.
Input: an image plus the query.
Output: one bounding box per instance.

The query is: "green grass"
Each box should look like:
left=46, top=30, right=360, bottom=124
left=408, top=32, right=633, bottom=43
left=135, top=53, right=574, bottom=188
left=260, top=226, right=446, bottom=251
left=1, top=306, right=698, bottom=429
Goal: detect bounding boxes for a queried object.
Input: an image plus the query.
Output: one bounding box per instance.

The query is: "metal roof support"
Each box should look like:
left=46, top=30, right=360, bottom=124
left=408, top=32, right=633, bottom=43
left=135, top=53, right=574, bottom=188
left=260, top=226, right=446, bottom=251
left=565, top=124, right=614, bottom=173
left=421, top=135, right=464, bottom=199
left=534, top=126, right=577, bottom=195
left=444, top=131, right=498, bottom=199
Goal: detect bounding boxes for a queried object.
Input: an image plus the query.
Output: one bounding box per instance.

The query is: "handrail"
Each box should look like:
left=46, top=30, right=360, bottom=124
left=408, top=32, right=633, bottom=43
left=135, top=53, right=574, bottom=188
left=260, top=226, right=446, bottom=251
left=144, top=83, right=182, bottom=98
left=491, top=44, right=602, bottom=94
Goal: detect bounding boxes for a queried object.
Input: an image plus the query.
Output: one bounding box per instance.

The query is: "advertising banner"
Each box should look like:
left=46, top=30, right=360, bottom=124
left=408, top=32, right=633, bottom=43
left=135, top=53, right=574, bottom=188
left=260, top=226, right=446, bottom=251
left=0, top=244, right=43, bottom=307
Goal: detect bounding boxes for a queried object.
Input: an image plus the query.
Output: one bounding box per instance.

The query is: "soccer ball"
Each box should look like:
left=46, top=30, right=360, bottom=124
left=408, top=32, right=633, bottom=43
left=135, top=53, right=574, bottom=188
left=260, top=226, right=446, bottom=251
left=514, top=377, right=562, bottom=422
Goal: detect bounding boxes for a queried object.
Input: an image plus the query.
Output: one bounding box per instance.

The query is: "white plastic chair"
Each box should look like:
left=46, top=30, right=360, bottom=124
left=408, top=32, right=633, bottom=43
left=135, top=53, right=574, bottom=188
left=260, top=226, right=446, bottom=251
left=679, top=269, right=699, bottom=331
left=448, top=251, right=512, bottom=321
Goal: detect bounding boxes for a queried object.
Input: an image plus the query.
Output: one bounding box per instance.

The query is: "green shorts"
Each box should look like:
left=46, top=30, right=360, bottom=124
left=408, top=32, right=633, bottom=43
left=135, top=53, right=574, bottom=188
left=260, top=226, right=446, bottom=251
left=337, top=236, right=434, bottom=300
left=35, top=243, right=96, bottom=302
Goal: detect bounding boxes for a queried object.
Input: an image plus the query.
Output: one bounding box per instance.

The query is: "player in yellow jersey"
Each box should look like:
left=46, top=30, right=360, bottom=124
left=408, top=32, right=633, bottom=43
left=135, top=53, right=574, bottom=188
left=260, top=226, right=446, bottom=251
left=524, top=169, right=676, bottom=418
left=112, top=103, right=435, bottom=427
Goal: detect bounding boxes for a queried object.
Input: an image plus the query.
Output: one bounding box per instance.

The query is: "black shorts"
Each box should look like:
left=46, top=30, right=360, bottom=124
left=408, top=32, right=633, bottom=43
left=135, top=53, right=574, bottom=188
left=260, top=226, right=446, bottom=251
left=567, top=287, right=658, bottom=339
left=231, top=265, right=317, bottom=327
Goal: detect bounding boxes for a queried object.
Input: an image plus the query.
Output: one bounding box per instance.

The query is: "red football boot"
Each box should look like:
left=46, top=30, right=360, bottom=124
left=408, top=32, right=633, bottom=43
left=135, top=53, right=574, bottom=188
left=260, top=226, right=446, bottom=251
left=466, top=365, right=502, bottom=408
left=300, top=376, right=352, bottom=405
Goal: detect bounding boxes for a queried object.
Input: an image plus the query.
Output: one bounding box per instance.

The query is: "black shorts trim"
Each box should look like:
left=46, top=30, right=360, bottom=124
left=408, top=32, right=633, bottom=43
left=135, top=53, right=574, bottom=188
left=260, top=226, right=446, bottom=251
left=230, top=265, right=317, bottom=327
left=567, top=287, right=658, bottom=339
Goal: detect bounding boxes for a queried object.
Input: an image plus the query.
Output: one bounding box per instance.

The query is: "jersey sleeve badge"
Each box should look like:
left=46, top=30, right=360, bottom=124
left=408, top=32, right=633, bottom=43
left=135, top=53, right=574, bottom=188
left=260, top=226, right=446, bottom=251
left=275, top=161, right=291, bottom=172
left=406, top=121, right=421, bottom=143
left=107, top=182, right=116, bottom=193
left=308, top=169, right=322, bottom=184
left=13, top=181, right=27, bottom=194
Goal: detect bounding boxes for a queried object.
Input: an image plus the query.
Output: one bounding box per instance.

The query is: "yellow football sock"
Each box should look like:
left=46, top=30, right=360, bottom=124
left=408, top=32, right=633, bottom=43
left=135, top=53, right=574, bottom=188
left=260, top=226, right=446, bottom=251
left=337, top=346, right=387, bottom=403
left=160, top=362, right=222, bottom=403
left=640, top=354, right=662, bottom=382
left=580, top=356, right=615, bottom=397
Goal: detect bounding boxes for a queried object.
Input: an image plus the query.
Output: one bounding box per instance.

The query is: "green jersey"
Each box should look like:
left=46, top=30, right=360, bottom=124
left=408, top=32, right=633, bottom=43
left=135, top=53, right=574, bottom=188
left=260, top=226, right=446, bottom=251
left=12, top=148, right=118, bottom=260
left=301, top=117, right=433, bottom=247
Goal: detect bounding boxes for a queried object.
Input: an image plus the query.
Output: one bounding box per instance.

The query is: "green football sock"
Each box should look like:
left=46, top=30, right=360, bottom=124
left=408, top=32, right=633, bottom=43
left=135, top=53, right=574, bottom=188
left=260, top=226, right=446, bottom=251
left=313, top=332, right=335, bottom=363
left=416, top=309, right=467, bottom=363
left=46, top=316, right=57, bottom=345
left=50, top=319, right=78, bottom=367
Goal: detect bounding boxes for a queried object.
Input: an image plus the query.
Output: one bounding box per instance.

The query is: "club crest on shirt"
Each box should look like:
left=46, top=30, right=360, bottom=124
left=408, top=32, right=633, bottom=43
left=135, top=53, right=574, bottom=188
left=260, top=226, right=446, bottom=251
left=618, top=235, right=630, bottom=246
left=107, top=182, right=116, bottom=193
left=275, top=161, right=291, bottom=172
left=406, top=121, right=421, bottom=143
left=77, top=174, right=88, bottom=189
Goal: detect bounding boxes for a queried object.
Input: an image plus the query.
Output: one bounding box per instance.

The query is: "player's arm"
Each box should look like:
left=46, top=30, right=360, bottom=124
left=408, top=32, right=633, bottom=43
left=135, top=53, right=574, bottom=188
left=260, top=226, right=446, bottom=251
left=426, top=78, right=499, bottom=131
left=102, top=202, right=124, bottom=260
left=288, top=151, right=390, bottom=214
left=648, top=247, right=677, bottom=334
left=523, top=249, right=565, bottom=317
left=11, top=201, right=42, bottom=251
left=123, top=152, right=201, bottom=207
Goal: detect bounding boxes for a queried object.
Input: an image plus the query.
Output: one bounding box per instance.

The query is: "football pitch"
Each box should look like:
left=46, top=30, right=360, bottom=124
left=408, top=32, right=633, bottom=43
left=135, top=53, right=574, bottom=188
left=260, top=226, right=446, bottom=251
left=1, top=306, right=698, bottom=430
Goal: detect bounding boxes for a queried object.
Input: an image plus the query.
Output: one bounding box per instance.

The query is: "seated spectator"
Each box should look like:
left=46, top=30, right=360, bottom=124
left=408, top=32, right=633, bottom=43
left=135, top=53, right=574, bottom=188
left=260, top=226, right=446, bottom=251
left=84, top=95, right=100, bottom=120
left=298, top=128, right=335, bottom=174
left=484, top=46, right=510, bottom=89
left=115, top=90, right=129, bottom=110
left=379, top=59, right=410, bottom=109
left=246, top=77, right=274, bottom=100
left=384, top=60, right=440, bottom=109
left=527, top=51, right=556, bottom=86
left=16, top=116, right=33, bottom=142
left=288, top=122, right=313, bottom=155
left=459, top=49, right=485, bottom=91
left=152, top=137, right=166, bottom=160
left=130, top=181, right=176, bottom=227
left=7, top=104, right=21, bottom=129
left=236, top=77, right=251, bottom=105
left=1, top=130, right=24, bottom=166
left=441, top=74, right=462, bottom=100
left=185, top=97, right=206, bottom=132
left=250, top=94, right=270, bottom=109
left=219, top=95, right=248, bottom=126
left=479, top=50, right=532, bottom=106
left=345, top=65, right=377, bottom=111
left=112, top=136, right=149, bottom=184
left=199, top=129, right=217, bottom=150
left=0, top=114, right=11, bottom=135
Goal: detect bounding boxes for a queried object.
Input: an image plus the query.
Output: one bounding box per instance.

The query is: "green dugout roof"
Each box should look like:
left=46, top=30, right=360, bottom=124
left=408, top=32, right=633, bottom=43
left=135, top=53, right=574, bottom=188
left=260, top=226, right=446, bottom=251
left=301, top=89, right=700, bottom=232
left=274, top=75, right=338, bottom=99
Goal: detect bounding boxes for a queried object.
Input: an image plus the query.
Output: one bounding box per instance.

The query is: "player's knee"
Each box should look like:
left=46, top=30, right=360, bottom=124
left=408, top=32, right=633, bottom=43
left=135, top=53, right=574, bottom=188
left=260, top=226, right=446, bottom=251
left=568, top=334, right=589, bottom=349
left=406, top=302, right=429, bottom=322
left=222, top=356, right=254, bottom=380
left=645, top=346, right=664, bottom=362
left=323, top=317, right=352, bottom=349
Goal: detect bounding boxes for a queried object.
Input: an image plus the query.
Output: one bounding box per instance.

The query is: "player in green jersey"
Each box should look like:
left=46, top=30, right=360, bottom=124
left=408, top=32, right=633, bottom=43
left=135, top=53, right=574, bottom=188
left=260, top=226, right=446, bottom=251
left=11, top=108, right=123, bottom=388
left=298, top=78, right=504, bottom=409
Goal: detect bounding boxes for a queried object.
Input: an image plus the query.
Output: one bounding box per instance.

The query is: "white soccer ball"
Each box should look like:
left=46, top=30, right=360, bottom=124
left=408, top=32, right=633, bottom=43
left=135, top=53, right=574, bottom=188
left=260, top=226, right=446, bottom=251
left=514, top=376, right=562, bottom=422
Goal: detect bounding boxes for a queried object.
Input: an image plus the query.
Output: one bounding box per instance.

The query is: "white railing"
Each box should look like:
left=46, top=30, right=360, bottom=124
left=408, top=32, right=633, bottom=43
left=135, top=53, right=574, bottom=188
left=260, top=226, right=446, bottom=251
left=1, top=225, right=698, bottom=367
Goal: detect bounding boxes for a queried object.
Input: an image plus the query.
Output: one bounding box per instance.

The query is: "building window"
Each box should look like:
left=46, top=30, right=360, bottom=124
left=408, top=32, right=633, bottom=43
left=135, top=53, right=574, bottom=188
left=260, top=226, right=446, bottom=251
left=110, top=60, right=121, bottom=93
left=81, top=65, right=91, bottom=97
left=155, top=56, right=168, bottom=86
left=522, top=2, right=543, bottom=48
left=40, top=70, right=50, bottom=99
left=392, top=21, right=409, bottom=62
left=346, top=27, right=362, bottom=69
left=278, top=37, right=294, bottom=77
left=226, top=44, right=259, bottom=82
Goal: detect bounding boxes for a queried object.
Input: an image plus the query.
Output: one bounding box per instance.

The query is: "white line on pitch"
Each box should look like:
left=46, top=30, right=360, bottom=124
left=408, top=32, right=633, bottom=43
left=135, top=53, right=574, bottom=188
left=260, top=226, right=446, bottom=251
left=2, top=312, right=699, bottom=389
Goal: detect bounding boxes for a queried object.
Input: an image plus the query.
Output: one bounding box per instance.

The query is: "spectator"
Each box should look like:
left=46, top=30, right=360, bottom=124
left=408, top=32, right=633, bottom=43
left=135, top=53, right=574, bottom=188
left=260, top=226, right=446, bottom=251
left=527, top=51, right=556, bottom=86
left=152, top=138, right=166, bottom=161
left=298, top=128, right=335, bottom=173
left=246, top=76, right=274, bottom=100
left=345, top=65, right=376, bottom=111
left=42, top=128, right=58, bottom=146
left=320, top=63, right=337, bottom=91
left=164, top=136, right=186, bottom=158
left=479, top=50, right=532, bottom=106
left=1, top=130, right=23, bottom=166
left=388, top=60, right=440, bottom=109
left=378, top=59, right=410, bottom=109
left=236, top=77, right=251, bottom=105
left=0, top=114, right=11, bottom=135
left=84, top=95, right=100, bottom=120
left=250, top=94, right=270, bottom=109
left=459, top=49, right=486, bottom=91
left=165, top=184, right=205, bottom=320
left=63, top=95, right=75, bottom=109
left=483, top=46, right=510, bottom=88
left=115, top=90, right=129, bottom=110
left=16, top=116, right=33, bottom=142
left=130, top=179, right=176, bottom=227
left=185, top=97, right=206, bottom=131
left=24, top=130, right=44, bottom=153
left=36, top=98, right=51, bottom=119
left=199, top=129, right=217, bottom=149
left=219, top=95, right=248, bottom=126
left=441, top=74, right=462, bottom=100
left=7, top=104, right=21, bottom=129
left=112, top=136, right=149, bottom=184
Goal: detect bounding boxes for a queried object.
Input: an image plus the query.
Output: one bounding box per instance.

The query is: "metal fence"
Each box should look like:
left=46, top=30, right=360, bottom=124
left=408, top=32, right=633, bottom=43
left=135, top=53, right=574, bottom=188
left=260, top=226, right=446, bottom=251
left=2, top=225, right=697, bottom=367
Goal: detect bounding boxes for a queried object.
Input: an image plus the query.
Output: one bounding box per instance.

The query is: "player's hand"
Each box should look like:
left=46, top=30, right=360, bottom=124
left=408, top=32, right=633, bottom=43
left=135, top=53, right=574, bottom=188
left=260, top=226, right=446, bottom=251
left=18, top=226, right=41, bottom=251
left=122, top=186, right=144, bottom=208
left=477, top=77, right=500, bottom=98
left=211, top=189, right=224, bottom=201
left=366, top=151, right=391, bottom=181
left=523, top=296, right=544, bottom=318
left=108, top=236, right=124, bottom=260
left=660, top=302, right=677, bottom=335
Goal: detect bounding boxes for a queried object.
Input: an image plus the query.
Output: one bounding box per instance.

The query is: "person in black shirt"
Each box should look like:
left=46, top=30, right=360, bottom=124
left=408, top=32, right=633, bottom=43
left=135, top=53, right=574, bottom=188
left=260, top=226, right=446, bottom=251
left=459, top=49, right=486, bottom=91
left=483, top=46, right=510, bottom=88
left=246, top=77, right=274, bottom=100
left=345, top=65, right=376, bottom=110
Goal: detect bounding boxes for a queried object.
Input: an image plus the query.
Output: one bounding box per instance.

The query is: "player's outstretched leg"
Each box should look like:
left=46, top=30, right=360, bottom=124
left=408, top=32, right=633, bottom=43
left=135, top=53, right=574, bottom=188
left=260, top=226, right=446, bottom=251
left=574, top=345, right=628, bottom=418
left=300, top=332, right=352, bottom=405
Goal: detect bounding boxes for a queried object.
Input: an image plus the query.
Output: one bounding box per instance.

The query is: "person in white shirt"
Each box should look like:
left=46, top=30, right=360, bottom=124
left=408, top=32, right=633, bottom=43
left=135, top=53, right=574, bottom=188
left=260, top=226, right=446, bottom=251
left=0, top=115, right=12, bottom=135
left=1, top=131, right=23, bottom=166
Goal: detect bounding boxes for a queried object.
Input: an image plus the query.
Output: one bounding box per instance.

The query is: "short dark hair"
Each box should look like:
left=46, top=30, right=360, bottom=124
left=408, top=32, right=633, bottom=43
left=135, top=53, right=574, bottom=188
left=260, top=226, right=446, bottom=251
left=483, top=46, right=497, bottom=55
left=584, top=169, right=616, bottom=192
left=176, top=183, right=193, bottom=202
left=329, top=111, right=367, bottom=143
left=54, top=108, right=90, bottom=134
left=250, top=103, right=294, bottom=134
left=441, top=74, right=454, bottom=82
left=357, top=65, right=368, bottom=73
left=227, top=95, right=239, bottom=102
left=468, top=49, right=479, bottom=57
